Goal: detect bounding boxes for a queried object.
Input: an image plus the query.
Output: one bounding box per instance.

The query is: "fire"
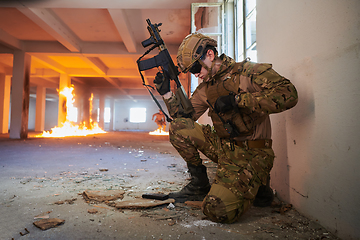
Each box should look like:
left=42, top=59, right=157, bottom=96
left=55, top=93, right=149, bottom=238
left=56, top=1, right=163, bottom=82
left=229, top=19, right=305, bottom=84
left=149, top=128, right=169, bottom=136
left=35, top=87, right=106, bottom=138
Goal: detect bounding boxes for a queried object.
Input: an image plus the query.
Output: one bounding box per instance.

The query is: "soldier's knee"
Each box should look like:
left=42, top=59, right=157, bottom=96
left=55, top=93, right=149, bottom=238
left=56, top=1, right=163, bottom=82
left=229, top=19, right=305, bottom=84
left=202, top=184, right=244, bottom=223
left=170, top=117, right=196, bottom=131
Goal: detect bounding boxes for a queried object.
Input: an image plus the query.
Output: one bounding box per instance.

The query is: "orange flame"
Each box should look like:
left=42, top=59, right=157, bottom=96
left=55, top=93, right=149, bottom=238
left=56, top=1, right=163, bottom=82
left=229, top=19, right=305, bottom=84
left=35, top=87, right=106, bottom=138
left=149, top=128, right=169, bottom=136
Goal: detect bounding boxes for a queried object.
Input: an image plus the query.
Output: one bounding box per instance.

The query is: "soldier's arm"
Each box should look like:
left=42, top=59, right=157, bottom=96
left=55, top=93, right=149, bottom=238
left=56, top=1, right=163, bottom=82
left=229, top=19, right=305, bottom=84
left=163, top=83, right=208, bottom=121
left=236, top=67, right=298, bottom=114
left=163, top=92, right=180, bottom=119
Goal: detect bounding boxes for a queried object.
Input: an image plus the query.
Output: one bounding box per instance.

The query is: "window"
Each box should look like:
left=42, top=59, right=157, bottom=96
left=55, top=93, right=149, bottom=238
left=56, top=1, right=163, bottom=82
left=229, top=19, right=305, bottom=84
left=129, top=108, right=146, bottom=123
left=97, top=108, right=100, bottom=123
left=236, top=0, right=257, bottom=62
left=104, top=107, right=111, bottom=123
left=190, top=2, right=224, bottom=93
left=68, top=107, right=78, bottom=123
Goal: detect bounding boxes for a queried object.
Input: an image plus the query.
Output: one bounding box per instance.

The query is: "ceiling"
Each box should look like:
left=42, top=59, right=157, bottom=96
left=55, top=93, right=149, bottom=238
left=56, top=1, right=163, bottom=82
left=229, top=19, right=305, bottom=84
left=0, top=0, right=208, bottom=101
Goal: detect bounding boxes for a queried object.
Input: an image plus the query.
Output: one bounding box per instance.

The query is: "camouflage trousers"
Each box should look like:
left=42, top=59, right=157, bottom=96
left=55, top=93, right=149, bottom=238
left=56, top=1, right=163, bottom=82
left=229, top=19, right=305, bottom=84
left=169, top=117, right=275, bottom=223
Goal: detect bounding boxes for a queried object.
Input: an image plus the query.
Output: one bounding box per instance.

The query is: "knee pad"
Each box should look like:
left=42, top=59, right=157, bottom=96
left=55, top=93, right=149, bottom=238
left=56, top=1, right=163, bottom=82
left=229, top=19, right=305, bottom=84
left=202, top=184, right=243, bottom=223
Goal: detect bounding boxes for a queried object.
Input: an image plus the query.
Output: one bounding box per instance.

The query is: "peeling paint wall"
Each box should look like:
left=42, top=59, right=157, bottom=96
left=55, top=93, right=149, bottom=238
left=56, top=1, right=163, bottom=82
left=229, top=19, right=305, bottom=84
left=257, top=0, right=360, bottom=239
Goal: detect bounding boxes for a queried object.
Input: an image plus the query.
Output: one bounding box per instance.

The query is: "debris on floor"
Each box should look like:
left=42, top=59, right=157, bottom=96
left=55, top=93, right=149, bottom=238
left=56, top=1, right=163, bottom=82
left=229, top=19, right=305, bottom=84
left=114, top=198, right=175, bottom=209
left=87, top=209, right=98, bottom=214
left=271, top=202, right=293, bottom=215
left=53, top=198, right=77, bottom=205
left=34, top=214, right=50, bottom=220
left=33, top=218, right=65, bottom=230
left=19, top=228, right=30, bottom=236
left=185, top=201, right=203, bottom=209
left=81, top=189, right=125, bottom=203
left=0, top=132, right=341, bottom=240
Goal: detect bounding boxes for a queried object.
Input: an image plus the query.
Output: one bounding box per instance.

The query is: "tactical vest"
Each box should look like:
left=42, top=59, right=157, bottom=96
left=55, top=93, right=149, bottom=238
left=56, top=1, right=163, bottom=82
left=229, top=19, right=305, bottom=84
left=205, top=61, right=272, bottom=139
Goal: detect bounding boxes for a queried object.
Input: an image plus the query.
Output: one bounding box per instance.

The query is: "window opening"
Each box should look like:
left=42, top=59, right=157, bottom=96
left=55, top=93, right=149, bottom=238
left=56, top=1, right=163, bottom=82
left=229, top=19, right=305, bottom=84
left=68, top=107, right=78, bottom=123
left=235, top=0, right=257, bottom=62
left=104, top=107, right=111, bottom=123
left=129, top=108, right=146, bottom=123
left=190, top=2, right=224, bottom=93
left=97, top=108, right=100, bottom=123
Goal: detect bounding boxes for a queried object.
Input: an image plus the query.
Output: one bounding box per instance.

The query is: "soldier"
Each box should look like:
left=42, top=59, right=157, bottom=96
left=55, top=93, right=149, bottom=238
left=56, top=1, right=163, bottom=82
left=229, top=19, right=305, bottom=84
left=154, top=33, right=298, bottom=223
left=152, top=110, right=166, bottom=131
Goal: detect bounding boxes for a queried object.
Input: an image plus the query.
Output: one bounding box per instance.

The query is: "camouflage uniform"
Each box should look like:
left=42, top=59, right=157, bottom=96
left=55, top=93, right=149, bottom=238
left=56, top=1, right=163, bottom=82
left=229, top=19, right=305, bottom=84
left=164, top=55, right=298, bottom=223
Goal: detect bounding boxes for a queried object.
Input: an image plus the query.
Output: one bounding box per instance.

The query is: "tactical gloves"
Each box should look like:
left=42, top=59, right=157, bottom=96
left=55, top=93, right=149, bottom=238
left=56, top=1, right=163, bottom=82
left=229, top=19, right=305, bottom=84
left=154, top=71, right=170, bottom=96
left=214, top=94, right=237, bottom=113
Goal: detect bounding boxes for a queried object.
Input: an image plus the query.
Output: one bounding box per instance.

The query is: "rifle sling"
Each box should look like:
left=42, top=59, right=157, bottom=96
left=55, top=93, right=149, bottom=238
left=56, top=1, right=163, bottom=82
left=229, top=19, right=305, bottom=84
left=137, top=45, right=173, bottom=123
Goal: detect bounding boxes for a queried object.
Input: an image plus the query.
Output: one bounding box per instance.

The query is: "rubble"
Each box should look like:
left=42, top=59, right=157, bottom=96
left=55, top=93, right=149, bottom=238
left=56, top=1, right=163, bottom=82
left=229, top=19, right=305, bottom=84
left=19, top=228, right=29, bottom=236
left=33, top=218, right=65, bottom=230
left=0, top=132, right=341, bottom=240
left=114, top=198, right=175, bottom=209
left=87, top=209, right=98, bottom=214
left=185, top=201, right=203, bottom=209
left=81, top=190, right=125, bottom=203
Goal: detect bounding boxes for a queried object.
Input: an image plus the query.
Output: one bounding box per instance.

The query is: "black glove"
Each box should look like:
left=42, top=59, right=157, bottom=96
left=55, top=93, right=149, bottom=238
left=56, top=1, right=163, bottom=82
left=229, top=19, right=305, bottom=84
left=154, top=71, right=170, bottom=95
left=214, top=94, right=236, bottom=113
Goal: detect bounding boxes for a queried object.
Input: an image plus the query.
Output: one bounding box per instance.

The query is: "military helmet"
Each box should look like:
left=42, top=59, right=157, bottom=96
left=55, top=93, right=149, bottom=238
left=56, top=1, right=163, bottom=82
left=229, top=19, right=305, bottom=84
left=177, top=33, right=217, bottom=73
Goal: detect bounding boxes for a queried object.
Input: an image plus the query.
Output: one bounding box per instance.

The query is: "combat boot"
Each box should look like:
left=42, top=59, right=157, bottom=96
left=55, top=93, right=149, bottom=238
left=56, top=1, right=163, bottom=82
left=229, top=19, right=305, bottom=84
left=169, top=163, right=211, bottom=202
left=253, top=175, right=274, bottom=207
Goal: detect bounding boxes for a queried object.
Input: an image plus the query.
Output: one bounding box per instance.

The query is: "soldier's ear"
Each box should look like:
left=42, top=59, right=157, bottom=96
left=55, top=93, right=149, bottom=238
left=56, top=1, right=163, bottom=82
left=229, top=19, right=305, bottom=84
left=207, top=49, right=215, bottom=61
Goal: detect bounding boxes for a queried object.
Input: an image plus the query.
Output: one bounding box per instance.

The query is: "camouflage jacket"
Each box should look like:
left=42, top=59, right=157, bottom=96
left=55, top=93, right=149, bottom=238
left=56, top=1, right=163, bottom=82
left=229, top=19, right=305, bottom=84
left=164, top=54, right=298, bottom=140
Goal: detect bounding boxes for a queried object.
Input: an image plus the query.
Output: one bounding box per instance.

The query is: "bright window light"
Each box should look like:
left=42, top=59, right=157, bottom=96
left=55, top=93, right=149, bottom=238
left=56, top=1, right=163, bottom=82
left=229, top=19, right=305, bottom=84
left=104, top=107, right=111, bottom=123
left=97, top=108, right=100, bottom=122
left=130, top=108, right=146, bottom=123
left=68, top=107, right=78, bottom=122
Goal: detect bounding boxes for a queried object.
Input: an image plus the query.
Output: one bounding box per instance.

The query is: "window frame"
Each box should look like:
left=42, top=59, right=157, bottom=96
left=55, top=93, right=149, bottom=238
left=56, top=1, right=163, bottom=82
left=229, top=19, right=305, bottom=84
left=190, top=2, right=225, bottom=93
left=235, top=0, right=257, bottom=62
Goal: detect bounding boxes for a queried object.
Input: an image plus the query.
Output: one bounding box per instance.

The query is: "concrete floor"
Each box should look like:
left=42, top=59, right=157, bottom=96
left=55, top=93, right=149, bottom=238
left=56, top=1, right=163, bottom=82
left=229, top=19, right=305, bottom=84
left=0, top=131, right=340, bottom=240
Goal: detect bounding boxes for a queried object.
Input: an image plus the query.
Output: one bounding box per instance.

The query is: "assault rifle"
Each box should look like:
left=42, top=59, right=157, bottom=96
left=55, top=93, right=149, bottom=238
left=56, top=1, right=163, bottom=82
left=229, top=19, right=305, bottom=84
left=137, top=19, right=194, bottom=121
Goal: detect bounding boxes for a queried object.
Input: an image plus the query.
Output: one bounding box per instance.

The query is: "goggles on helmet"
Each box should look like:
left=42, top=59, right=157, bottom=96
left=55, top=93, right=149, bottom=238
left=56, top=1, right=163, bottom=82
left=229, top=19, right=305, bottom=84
left=188, top=54, right=206, bottom=74
left=189, top=61, right=202, bottom=74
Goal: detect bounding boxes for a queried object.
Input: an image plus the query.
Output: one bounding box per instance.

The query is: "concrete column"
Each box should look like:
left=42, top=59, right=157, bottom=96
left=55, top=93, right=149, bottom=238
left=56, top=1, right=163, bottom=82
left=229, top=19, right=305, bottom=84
left=0, top=74, right=11, bottom=134
left=109, top=98, right=115, bottom=131
left=98, top=93, right=105, bottom=129
left=9, top=50, right=31, bottom=139
left=35, top=86, right=46, bottom=132
left=81, top=87, right=91, bottom=128
left=57, top=74, right=71, bottom=126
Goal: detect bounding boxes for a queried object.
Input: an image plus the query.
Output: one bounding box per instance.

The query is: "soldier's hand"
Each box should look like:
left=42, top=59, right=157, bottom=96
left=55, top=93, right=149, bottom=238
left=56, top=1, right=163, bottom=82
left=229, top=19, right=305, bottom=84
left=214, top=94, right=236, bottom=113
left=154, top=71, right=170, bottom=95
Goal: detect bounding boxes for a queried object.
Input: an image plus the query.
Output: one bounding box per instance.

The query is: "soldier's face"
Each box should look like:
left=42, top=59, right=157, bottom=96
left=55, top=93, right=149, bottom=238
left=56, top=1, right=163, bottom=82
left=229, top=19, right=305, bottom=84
left=195, top=65, right=208, bottom=81
left=195, top=54, right=214, bottom=81
left=194, top=51, right=213, bottom=81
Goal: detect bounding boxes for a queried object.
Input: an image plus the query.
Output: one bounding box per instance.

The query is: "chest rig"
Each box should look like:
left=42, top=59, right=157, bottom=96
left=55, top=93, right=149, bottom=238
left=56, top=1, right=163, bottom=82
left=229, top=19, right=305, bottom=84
left=205, top=62, right=264, bottom=139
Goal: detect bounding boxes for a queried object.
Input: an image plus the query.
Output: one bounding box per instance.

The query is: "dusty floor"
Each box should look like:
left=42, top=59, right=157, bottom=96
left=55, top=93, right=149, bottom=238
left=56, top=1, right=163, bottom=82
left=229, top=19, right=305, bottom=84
left=0, top=131, right=340, bottom=240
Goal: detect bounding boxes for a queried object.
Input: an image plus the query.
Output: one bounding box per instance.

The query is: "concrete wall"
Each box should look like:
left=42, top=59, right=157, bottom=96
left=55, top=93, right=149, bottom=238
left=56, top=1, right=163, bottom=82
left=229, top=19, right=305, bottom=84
left=113, top=99, right=168, bottom=132
left=257, top=1, right=360, bottom=239
left=28, top=96, right=58, bottom=131
left=27, top=95, right=167, bottom=133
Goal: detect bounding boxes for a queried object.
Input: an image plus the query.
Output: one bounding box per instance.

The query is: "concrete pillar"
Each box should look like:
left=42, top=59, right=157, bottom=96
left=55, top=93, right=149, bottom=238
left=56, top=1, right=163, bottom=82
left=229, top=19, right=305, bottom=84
left=0, top=74, right=11, bottom=134
left=35, top=86, right=46, bottom=132
left=81, top=87, right=91, bottom=128
left=9, top=50, right=31, bottom=139
left=57, top=74, right=70, bottom=126
left=109, top=98, right=115, bottom=131
left=99, top=93, right=105, bottom=129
